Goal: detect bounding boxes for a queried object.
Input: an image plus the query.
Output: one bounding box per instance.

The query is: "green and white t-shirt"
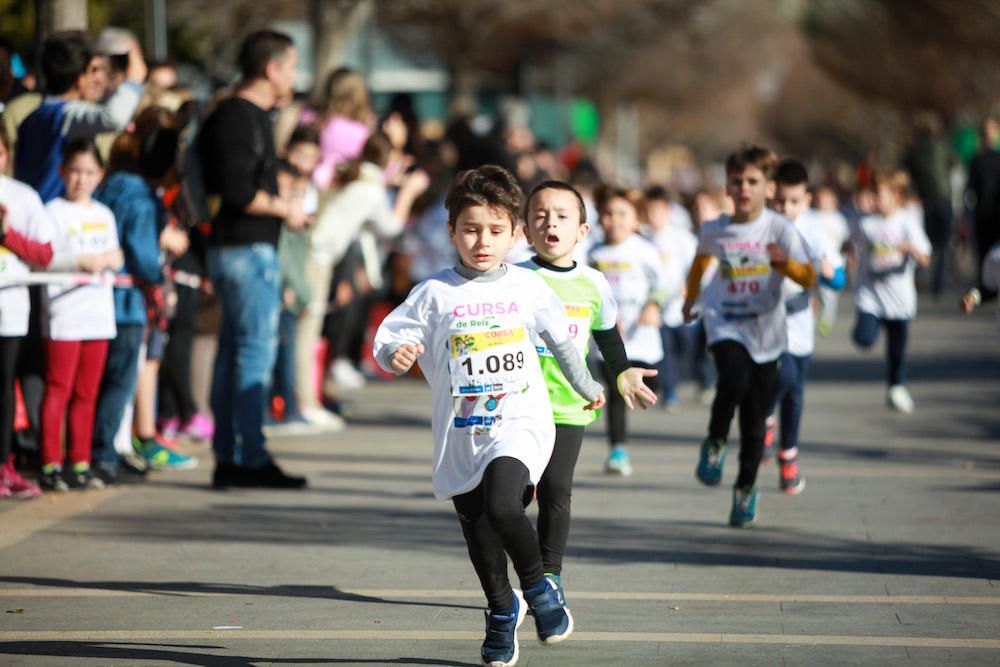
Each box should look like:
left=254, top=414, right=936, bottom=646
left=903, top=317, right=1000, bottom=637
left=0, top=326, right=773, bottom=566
left=519, top=257, right=617, bottom=426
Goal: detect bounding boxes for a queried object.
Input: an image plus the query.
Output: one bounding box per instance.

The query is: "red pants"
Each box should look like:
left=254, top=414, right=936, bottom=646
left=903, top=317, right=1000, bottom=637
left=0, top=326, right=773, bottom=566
left=40, top=339, right=109, bottom=467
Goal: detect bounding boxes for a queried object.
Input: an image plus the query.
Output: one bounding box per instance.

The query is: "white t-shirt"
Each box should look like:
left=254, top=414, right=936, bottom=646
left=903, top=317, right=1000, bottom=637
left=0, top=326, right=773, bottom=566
left=43, top=198, right=118, bottom=341
left=814, top=208, right=850, bottom=259
left=697, top=209, right=811, bottom=363
left=783, top=210, right=842, bottom=357
left=648, top=225, right=697, bottom=327
left=589, top=234, right=666, bottom=364
left=0, top=176, right=54, bottom=336
left=851, top=209, right=932, bottom=321
left=373, top=265, right=572, bottom=500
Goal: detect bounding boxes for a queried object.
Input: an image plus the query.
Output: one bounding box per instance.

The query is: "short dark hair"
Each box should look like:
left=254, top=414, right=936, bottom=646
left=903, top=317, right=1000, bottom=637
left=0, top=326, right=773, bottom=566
left=62, top=137, right=104, bottom=168
left=41, top=31, right=94, bottom=95
left=525, top=180, right=587, bottom=225
left=644, top=185, right=669, bottom=203
left=595, top=183, right=646, bottom=222
left=725, top=144, right=778, bottom=180
left=775, top=159, right=809, bottom=187
left=445, top=165, right=523, bottom=229
left=238, top=30, right=294, bottom=81
left=287, top=124, right=320, bottom=149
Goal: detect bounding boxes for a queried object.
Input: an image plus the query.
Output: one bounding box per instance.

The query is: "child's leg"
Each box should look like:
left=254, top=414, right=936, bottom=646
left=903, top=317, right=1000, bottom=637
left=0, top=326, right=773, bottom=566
left=734, top=356, right=779, bottom=489
left=658, top=325, right=678, bottom=400
left=92, top=325, right=144, bottom=470
left=852, top=311, right=881, bottom=349
left=767, top=351, right=795, bottom=424
left=693, top=322, right=716, bottom=391
left=537, top=424, right=585, bottom=577
left=778, top=354, right=810, bottom=454
left=0, top=336, right=21, bottom=464
left=600, top=363, right=626, bottom=447
left=884, top=319, right=910, bottom=386
left=40, top=340, right=83, bottom=468
left=272, top=309, right=298, bottom=418
left=452, top=456, right=544, bottom=613
left=708, top=341, right=753, bottom=442
left=67, top=340, right=109, bottom=466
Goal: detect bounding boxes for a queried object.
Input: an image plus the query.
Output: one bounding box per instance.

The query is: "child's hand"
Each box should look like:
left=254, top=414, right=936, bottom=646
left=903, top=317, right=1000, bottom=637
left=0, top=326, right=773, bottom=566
left=961, top=289, right=981, bottom=314
left=390, top=343, right=424, bottom=373
left=617, top=367, right=659, bottom=410
left=820, top=257, right=835, bottom=280
left=584, top=392, right=606, bottom=411
left=682, top=300, right=697, bottom=323
left=897, top=241, right=914, bottom=256
left=283, top=287, right=297, bottom=309
left=767, top=243, right=788, bottom=266
left=638, top=302, right=661, bottom=326
left=75, top=253, right=102, bottom=273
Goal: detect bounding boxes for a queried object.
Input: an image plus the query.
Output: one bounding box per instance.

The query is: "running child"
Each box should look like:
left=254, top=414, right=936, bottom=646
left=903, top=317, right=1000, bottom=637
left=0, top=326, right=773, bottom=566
left=374, top=166, right=605, bottom=667
left=589, top=185, right=667, bottom=476
left=764, top=159, right=846, bottom=494
left=682, top=145, right=815, bottom=528
left=40, top=139, right=123, bottom=491
left=518, top=180, right=658, bottom=605
left=848, top=171, right=931, bottom=413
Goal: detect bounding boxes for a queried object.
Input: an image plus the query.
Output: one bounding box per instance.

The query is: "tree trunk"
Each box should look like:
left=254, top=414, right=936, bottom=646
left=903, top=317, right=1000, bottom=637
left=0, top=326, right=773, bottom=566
left=41, top=0, right=88, bottom=33
left=312, top=0, right=373, bottom=96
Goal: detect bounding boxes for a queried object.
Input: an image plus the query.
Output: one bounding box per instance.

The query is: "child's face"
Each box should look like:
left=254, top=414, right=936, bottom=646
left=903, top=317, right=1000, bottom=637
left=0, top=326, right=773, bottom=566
left=600, top=196, right=639, bottom=245
left=524, top=188, right=587, bottom=266
left=772, top=183, right=811, bottom=222
left=645, top=199, right=670, bottom=232
left=875, top=183, right=898, bottom=217
left=287, top=141, right=320, bottom=176
left=0, top=140, right=8, bottom=175
left=449, top=204, right=516, bottom=272
left=726, top=165, right=774, bottom=220
left=61, top=152, right=104, bottom=202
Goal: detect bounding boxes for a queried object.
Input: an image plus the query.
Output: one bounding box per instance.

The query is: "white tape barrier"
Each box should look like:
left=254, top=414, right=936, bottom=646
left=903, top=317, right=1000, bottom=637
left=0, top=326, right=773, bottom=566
left=0, top=269, right=203, bottom=290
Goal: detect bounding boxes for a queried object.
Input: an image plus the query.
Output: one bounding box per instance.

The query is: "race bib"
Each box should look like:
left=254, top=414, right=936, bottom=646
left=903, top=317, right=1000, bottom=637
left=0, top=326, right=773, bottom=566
left=448, top=326, right=530, bottom=396
left=869, top=240, right=903, bottom=272
left=69, top=221, right=114, bottom=254
left=719, top=246, right=771, bottom=316
left=537, top=303, right=591, bottom=357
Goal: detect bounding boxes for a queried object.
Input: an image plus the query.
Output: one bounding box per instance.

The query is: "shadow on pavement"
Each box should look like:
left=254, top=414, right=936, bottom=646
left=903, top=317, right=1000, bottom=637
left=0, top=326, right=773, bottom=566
left=0, top=643, right=477, bottom=667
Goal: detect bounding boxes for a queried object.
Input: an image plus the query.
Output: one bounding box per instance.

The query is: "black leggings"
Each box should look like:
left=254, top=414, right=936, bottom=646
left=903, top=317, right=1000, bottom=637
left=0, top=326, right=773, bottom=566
left=158, top=284, right=199, bottom=422
left=0, top=337, right=21, bottom=463
left=708, top=340, right=778, bottom=489
left=601, top=361, right=660, bottom=447
left=537, top=424, right=585, bottom=576
left=452, top=456, right=545, bottom=613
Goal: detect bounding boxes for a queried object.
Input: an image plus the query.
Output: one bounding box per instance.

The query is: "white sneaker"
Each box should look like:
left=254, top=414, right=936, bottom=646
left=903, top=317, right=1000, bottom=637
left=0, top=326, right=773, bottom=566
left=300, top=407, right=347, bottom=431
left=330, top=358, right=367, bottom=391
left=887, top=385, right=914, bottom=414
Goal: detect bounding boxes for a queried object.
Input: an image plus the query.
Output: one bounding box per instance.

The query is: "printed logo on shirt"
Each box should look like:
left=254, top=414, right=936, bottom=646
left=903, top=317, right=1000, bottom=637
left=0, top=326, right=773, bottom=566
left=595, top=260, right=631, bottom=272
left=450, top=327, right=526, bottom=359
left=721, top=262, right=770, bottom=279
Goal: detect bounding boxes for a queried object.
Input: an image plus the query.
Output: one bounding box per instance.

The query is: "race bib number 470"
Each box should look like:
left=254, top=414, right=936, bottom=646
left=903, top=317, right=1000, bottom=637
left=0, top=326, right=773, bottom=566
left=449, top=326, right=530, bottom=396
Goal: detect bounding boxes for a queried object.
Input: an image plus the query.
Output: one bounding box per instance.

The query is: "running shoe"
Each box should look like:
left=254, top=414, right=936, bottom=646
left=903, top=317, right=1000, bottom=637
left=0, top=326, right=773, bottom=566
left=778, top=452, right=805, bottom=495
left=696, top=437, right=727, bottom=486
left=887, top=385, right=914, bottom=414
left=544, top=574, right=566, bottom=607
left=604, top=445, right=633, bottom=476
left=0, top=483, right=10, bottom=499
left=181, top=413, right=214, bottom=441
left=330, top=358, right=367, bottom=390
left=39, top=468, right=68, bottom=492
left=66, top=467, right=105, bottom=490
left=481, top=589, right=526, bottom=667
left=2, top=459, right=41, bottom=499
left=301, top=406, right=346, bottom=432
left=134, top=436, right=198, bottom=471
left=762, top=415, right=777, bottom=462
left=729, top=485, right=759, bottom=528
left=157, top=416, right=181, bottom=440
left=524, top=577, right=573, bottom=645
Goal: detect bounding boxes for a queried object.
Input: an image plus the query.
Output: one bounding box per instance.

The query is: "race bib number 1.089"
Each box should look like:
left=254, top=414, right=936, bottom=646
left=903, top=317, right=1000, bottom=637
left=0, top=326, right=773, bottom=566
left=449, top=326, right=530, bottom=396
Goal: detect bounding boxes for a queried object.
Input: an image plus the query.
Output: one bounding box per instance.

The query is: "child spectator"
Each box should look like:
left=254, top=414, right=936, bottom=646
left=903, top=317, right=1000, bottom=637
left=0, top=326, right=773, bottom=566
left=0, top=124, right=52, bottom=498
left=849, top=172, right=932, bottom=413
left=683, top=145, right=814, bottom=528
left=589, top=185, right=667, bottom=476
left=39, top=139, right=123, bottom=491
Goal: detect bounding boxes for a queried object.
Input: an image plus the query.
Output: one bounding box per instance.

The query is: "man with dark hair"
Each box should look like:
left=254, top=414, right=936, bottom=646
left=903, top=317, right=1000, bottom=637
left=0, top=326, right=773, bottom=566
left=14, top=30, right=145, bottom=202
left=200, top=30, right=308, bottom=489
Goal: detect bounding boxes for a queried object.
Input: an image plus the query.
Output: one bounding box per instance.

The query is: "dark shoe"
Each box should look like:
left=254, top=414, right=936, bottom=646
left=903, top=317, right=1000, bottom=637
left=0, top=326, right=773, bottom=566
left=212, top=463, right=244, bottom=489
left=243, top=461, right=307, bottom=489
left=93, top=466, right=118, bottom=486
left=39, top=468, right=69, bottom=492
left=66, top=468, right=106, bottom=490
left=523, top=577, right=573, bottom=645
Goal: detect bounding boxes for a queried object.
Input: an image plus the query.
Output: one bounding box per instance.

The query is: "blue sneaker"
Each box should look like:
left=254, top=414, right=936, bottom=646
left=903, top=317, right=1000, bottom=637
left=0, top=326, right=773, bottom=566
left=133, top=437, right=198, bottom=471
left=729, top=485, right=759, bottom=528
left=696, top=437, right=727, bottom=486
left=544, top=574, right=565, bottom=607
left=481, top=589, right=526, bottom=667
left=524, top=578, right=573, bottom=645
left=604, top=445, right=633, bottom=476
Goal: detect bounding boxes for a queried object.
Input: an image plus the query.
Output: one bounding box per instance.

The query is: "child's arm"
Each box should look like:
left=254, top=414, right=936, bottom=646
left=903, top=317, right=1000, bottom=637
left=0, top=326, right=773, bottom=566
left=900, top=213, right=933, bottom=269
left=373, top=286, right=430, bottom=376
left=767, top=243, right=816, bottom=288
left=682, top=254, right=714, bottom=322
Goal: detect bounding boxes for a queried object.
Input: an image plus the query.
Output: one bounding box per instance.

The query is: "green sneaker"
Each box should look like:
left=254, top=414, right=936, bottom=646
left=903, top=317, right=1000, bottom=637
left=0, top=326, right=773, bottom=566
left=696, top=437, right=727, bottom=486
left=134, top=437, right=198, bottom=471
left=729, top=485, right=759, bottom=528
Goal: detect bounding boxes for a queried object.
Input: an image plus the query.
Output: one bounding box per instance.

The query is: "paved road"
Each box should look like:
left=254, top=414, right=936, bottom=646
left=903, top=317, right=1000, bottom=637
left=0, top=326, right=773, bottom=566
left=2, top=294, right=998, bottom=666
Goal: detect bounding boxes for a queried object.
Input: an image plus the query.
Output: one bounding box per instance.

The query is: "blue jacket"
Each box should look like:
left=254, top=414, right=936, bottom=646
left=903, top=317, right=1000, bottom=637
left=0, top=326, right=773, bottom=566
left=95, top=172, right=164, bottom=326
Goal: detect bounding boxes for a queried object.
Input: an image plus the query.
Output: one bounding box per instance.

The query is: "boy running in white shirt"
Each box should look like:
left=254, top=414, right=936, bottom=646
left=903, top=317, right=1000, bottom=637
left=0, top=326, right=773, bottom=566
left=518, top=180, right=657, bottom=606
left=848, top=172, right=931, bottom=413
left=765, top=159, right=846, bottom=494
left=374, top=166, right=605, bottom=667
left=589, top=186, right=667, bottom=476
left=683, top=146, right=815, bottom=527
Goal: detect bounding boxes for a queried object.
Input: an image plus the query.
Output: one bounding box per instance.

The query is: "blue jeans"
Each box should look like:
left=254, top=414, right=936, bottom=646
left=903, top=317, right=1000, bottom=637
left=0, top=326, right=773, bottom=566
left=767, top=352, right=811, bottom=452
left=92, top=324, right=144, bottom=470
left=852, top=311, right=909, bottom=387
left=207, top=244, right=280, bottom=467
left=271, top=308, right=299, bottom=419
